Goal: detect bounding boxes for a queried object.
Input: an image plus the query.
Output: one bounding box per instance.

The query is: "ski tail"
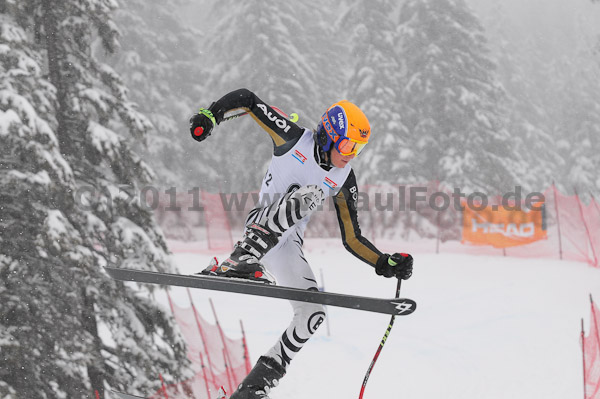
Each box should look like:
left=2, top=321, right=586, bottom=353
left=112, top=391, right=146, bottom=399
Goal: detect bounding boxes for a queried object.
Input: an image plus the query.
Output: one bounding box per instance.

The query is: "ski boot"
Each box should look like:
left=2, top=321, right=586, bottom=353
left=230, top=356, right=286, bottom=399
left=199, top=223, right=278, bottom=284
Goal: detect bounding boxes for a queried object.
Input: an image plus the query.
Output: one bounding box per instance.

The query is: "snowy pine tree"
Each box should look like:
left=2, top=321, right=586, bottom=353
left=547, top=53, right=600, bottom=197
left=397, top=0, right=524, bottom=194
left=483, top=4, right=564, bottom=192
left=343, top=0, right=414, bottom=184
left=1, top=1, right=190, bottom=398
left=106, top=0, right=210, bottom=188
left=201, top=0, right=324, bottom=192
left=0, top=11, right=89, bottom=398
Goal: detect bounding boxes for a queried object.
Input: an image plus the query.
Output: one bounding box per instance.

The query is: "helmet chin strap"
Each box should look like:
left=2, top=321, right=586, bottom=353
left=313, top=129, right=333, bottom=171
left=324, top=148, right=334, bottom=167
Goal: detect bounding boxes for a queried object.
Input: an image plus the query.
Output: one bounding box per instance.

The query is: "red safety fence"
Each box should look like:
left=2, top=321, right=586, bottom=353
left=149, top=291, right=250, bottom=399
left=582, top=297, right=600, bottom=399
left=427, top=184, right=597, bottom=266
left=202, top=191, right=234, bottom=252
left=152, top=189, right=233, bottom=252
left=154, top=183, right=600, bottom=267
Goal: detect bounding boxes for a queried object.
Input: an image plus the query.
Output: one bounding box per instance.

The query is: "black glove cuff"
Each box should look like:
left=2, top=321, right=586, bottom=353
left=375, top=254, right=389, bottom=270
left=208, top=101, right=226, bottom=125
left=374, top=254, right=394, bottom=278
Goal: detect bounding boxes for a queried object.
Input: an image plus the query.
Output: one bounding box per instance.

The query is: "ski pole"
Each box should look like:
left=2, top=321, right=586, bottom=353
left=358, top=278, right=402, bottom=399
left=222, top=110, right=249, bottom=121
left=222, top=106, right=298, bottom=122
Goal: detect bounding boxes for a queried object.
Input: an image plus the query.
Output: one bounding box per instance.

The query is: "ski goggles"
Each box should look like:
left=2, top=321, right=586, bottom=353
left=334, top=136, right=368, bottom=156
left=321, top=116, right=368, bottom=156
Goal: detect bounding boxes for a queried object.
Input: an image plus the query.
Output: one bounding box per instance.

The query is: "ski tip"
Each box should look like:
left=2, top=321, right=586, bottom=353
left=390, top=299, right=417, bottom=315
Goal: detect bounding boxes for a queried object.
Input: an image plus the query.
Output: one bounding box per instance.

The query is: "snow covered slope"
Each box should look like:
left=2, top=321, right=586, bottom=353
left=158, top=238, right=600, bottom=399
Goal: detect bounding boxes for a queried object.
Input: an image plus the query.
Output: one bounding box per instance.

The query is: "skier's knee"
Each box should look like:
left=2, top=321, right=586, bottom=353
left=308, top=305, right=327, bottom=334
left=295, top=301, right=327, bottom=335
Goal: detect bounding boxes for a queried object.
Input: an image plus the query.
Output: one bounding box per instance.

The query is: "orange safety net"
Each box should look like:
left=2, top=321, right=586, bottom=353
left=202, top=192, right=234, bottom=251
left=368, top=183, right=600, bottom=267
left=582, top=299, right=600, bottom=399
left=149, top=297, right=250, bottom=399
left=156, top=183, right=600, bottom=267
left=581, top=198, right=600, bottom=266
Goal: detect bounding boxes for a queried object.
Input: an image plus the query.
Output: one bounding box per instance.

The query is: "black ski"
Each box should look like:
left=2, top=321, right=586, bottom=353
left=105, top=267, right=416, bottom=316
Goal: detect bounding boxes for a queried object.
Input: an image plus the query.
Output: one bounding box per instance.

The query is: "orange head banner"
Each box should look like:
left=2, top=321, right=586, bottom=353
left=462, top=202, right=547, bottom=248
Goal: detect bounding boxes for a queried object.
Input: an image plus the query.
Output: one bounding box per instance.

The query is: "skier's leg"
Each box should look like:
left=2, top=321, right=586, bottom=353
left=231, top=237, right=326, bottom=398
left=264, top=297, right=326, bottom=368
left=261, top=237, right=326, bottom=369
left=200, top=185, right=324, bottom=284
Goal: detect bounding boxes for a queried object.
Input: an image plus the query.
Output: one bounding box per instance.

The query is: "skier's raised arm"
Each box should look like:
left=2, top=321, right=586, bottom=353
left=333, top=170, right=413, bottom=280
left=189, top=88, right=304, bottom=152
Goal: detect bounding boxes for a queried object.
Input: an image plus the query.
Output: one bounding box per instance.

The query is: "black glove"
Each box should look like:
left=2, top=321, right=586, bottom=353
left=375, top=253, right=413, bottom=280
left=190, top=108, right=216, bottom=142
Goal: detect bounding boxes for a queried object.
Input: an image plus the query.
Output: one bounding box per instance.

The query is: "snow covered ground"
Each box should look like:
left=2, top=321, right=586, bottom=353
left=155, top=238, right=600, bottom=399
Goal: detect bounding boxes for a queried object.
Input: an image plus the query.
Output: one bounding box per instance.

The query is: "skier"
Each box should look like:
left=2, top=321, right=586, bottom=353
left=190, top=88, right=413, bottom=399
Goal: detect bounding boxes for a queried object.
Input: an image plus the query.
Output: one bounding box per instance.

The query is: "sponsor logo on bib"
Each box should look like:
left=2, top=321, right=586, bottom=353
left=324, top=177, right=338, bottom=190
left=293, top=149, right=307, bottom=164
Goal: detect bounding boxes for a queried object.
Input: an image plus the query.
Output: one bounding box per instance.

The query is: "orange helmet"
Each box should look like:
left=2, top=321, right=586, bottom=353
left=317, top=100, right=370, bottom=156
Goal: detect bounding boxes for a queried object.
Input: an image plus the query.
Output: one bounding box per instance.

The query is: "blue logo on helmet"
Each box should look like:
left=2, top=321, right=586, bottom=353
left=327, top=105, right=347, bottom=138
